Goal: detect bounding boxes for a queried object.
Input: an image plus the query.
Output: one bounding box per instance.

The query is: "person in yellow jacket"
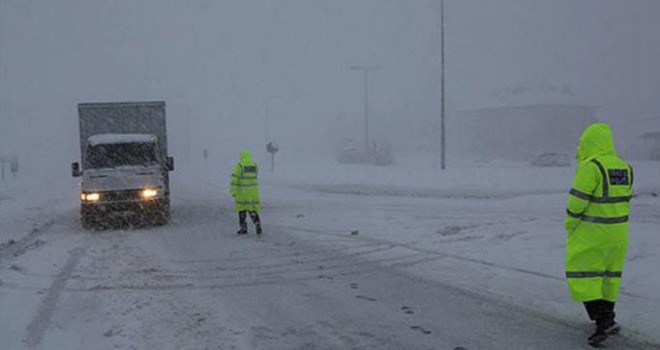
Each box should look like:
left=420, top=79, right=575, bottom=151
left=565, top=123, right=633, bottom=346
left=230, top=150, right=262, bottom=235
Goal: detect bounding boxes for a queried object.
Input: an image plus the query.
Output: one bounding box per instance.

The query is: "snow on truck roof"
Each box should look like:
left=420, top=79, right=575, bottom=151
left=88, top=134, right=157, bottom=146
left=78, top=101, right=165, bottom=108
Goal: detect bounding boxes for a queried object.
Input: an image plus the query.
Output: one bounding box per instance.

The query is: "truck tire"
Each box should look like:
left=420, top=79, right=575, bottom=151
left=81, top=209, right=96, bottom=230
left=153, top=198, right=170, bottom=226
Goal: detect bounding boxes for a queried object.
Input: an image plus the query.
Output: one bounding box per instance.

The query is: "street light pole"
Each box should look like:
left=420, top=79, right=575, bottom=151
left=440, top=0, right=447, bottom=170
left=264, top=95, right=278, bottom=145
left=363, top=69, right=369, bottom=151
left=350, top=66, right=379, bottom=152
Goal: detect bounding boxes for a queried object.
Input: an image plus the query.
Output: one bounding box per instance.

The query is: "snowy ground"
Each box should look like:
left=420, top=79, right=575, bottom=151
left=1, top=156, right=659, bottom=349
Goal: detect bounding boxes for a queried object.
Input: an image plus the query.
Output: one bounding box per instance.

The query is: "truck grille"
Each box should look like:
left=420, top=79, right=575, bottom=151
left=100, top=189, right=142, bottom=202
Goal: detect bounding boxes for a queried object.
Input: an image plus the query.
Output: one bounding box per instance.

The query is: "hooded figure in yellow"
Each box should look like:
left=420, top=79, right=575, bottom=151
left=565, top=123, right=632, bottom=346
left=230, top=150, right=262, bottom=234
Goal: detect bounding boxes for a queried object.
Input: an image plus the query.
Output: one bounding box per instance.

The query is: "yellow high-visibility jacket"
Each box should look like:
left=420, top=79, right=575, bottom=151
left=565, top=123, right=633, bottom=302
left=230, top=150, right=261, bottom=212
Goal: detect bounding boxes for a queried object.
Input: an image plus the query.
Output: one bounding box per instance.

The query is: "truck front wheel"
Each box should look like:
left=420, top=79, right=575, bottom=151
left=152, top=198, right=170, bottom=226
left=81, top=208, right=97, bottom=230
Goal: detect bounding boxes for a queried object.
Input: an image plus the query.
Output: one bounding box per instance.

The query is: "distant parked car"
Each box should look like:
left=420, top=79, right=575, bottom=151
left=531, top=152, right=571, bottom=167
left=369, top=142, right=394, bottom=166
left=337, top=138, right=362, bottom=164
left=337, top=139, right=394, bottom=166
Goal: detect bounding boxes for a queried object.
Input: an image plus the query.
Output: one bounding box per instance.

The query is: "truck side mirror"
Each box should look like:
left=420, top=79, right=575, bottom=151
left=71, top=162, right=81, bottom=177
left=166, top=157, right=174, bottom=171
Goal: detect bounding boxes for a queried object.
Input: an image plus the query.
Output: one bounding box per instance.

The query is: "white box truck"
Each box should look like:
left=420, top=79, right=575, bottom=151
left=71, top=101, right=174, bottom=229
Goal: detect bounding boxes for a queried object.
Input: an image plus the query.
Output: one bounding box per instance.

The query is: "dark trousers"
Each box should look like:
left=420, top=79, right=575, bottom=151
left=584, top=300, right=616, bottom=328
left=239, top=211, right=261, bottom=232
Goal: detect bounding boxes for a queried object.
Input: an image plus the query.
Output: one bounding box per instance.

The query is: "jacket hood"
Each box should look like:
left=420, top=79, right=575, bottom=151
left=577, top=123, right=616, bottom=161
left=240, top=150, right=252, bottom=163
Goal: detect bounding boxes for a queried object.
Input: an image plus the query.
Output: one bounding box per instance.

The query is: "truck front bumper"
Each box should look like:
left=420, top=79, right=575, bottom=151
left=81, top=188, right=167, bottom=210
left=81, top=198, right=168, bottom=216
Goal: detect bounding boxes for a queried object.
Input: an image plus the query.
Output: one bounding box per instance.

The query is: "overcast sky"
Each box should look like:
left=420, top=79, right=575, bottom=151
left=1, top=0, right=659, bottom=168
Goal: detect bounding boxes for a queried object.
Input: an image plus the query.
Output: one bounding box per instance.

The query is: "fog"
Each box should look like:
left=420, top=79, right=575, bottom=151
left=2, top=3, right=660, bottom=348
left=1, top=0, right=660, bottom=173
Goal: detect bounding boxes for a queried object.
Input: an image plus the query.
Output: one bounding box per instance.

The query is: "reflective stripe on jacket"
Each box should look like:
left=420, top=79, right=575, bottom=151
left=565, top=123, right=632, bottom=302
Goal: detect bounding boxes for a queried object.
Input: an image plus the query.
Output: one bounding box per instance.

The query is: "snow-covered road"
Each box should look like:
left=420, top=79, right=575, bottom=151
left=1, top=175, right=659, bottom=349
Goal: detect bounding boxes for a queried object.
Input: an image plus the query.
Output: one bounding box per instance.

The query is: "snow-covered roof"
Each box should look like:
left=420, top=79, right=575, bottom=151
left=88, top=133, right=156, bottom=146
left=640, top=131, right=660, bottom=139
left=458, top=103, right=597, bottom=115
left=616, top=114, right=660, bottom=138
left=454, top=84, right=597, bottom=111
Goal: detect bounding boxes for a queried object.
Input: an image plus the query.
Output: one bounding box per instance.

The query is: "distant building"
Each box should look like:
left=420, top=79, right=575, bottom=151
left=619, top=115, right=660, bottom=160
left=449, top=104, right=597, bottom=161
left=639, top=131, right=660, bottom=161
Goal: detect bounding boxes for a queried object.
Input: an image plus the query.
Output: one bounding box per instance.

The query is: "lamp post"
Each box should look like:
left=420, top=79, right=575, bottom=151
left=264, top=95, right=278, bottom=146
left=350, top=65, right=379, bottom=152
left=440, top=0, right=447, bottom=170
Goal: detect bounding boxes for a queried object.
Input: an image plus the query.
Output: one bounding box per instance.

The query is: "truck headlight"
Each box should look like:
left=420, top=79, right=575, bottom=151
left=141, top=188, right=159, bottom=199
left=81, top=192, right=100, bottom=201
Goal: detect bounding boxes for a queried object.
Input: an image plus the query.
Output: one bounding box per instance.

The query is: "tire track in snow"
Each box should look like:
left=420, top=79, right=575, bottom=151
left=273, top=224, right=634, bottom=291
left=0, top=219, right=55, bottom=261
left=20, top=227, right=440, bottom=294
left=273, top=224, right=660, bottom=349
left=64, top=253, right=443, bottom=292
left=24, top=247, right=86, bottom=350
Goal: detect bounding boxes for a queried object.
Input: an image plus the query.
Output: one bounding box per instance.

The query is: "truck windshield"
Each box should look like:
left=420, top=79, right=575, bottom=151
left=86, top=142, right=158, bottom=169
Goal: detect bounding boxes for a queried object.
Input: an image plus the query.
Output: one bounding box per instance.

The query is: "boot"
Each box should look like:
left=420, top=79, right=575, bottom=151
left=249, top=211, right=262, bottom=235
left=589, top=320, right=614, bottom=347
left=604, top=322, right=621, bottom=335
left=588, top=301, right=616, bottom=347
left=583, top=301, right=600, bottom=321
left=238, top=212, right=248, bottom=234
left=588, top=330, right=608, bottom=347
left=601, top=301, right=620, bottom=335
